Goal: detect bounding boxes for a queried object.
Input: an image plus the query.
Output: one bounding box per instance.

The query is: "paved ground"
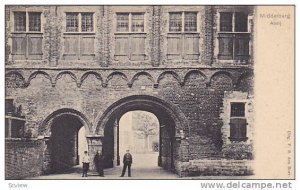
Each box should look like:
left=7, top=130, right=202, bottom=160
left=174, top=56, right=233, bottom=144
left=27, top=152, right=250, bottom=180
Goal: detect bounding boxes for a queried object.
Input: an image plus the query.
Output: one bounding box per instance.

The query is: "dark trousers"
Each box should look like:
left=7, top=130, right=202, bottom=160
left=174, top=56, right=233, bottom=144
left=96, top=165, right=104, bottom=176
left=121, top=163, right=131, bottom=177
left=82, top=163, right=89, bottom=177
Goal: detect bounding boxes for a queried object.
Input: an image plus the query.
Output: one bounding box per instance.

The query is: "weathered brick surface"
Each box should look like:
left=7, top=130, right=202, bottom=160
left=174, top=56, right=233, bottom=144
left=5, top=5, right=255, bottom=178
left=5, top=139, right=45, bottom=179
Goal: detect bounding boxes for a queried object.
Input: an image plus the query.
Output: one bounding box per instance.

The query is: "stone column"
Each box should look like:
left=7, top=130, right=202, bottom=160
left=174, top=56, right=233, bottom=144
left=86, top=135, right=103, bottom=171
left=113, top=119, right=120, bottom=166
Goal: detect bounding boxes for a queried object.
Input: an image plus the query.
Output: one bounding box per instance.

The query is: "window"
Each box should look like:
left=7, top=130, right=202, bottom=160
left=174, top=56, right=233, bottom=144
left=218, top=12, right=250, bottom=61
left=229, top=103, right=247, bottom=141
left=184, top=12, right=197, bottom=32
left=167, top=12, right=199, bottom=60
left=169, top=13, right=182, bottom=32
left=117, top=14, right=129, bottom=32
left=12, top=11, right=42, bottom=60
left=66, top=12, right=94, bottom=32
left=115, top=13, right=146, bottom=61
left=14, top=12, right=26, bottom=32
left=63, top=12, right=95, bottom=60
left=131, top=13, right=144, bottom=32
left=116, top=13, right=144, bottom=32
left=5, top=98, right=25, bottom=138
left=66, top=13, right=79, bottom=32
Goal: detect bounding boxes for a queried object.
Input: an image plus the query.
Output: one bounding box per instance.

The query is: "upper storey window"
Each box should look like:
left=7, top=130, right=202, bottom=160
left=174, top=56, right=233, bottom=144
left=11, top=11, right=42, bottom=60
left=63, top=12, right=95, bottom=60
left=116, top=13, right=144, bottom=32
left=167, top=12, right=199, bottom=60
left=218, top=12, right=250, bottom=61
left=114, top=13, right=146, bottom=61
left=66, top=12, right=94, bottom=32
left=169, top=12, right=197, bottom=32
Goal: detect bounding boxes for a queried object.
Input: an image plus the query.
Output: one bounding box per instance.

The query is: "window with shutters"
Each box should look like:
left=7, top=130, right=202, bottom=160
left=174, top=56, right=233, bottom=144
left=229, top=102, right=248, bottom=141
left=114, top=13, right=146, bottom=61
left=167, top=12, right=199, bottom=60
left=63, top=12, right=95, bottom=60
left=218, top=12, right=250, bottom=61
left=11, top=11, right=43, bottom=60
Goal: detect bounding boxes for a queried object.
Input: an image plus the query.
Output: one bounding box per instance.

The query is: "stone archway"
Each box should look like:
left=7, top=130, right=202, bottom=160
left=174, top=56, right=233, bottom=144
left=95, top=95, right=189, bottom=173
left=41, top=109, right=91, bottom=174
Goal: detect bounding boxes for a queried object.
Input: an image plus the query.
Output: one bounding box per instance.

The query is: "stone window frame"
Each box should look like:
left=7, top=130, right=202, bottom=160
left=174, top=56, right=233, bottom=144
left=10, top=9, right=44, bottom=61
left=229, top=102, right=248, bottom=142
left=114, top=12, right=147, bottom=61
left=116, top=12, right=145, bottom=33
left=217, top=11, right=251, bottom=61
left=65, top=12, right=95, bottom=33
left=166, top=11, right=200, bottom=60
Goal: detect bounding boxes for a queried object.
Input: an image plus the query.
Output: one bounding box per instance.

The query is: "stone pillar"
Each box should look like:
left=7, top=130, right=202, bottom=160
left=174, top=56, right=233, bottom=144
left=113, top=119, right=120, bottom=166
left=86, top=135, right=103, bottom=171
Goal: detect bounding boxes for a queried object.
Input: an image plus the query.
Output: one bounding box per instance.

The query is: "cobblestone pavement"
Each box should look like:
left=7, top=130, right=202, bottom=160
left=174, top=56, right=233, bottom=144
left=27, top=152, right=251, bottom=180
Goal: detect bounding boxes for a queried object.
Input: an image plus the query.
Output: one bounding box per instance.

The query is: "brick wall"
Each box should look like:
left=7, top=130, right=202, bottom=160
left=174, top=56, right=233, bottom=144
left=5, top=139, right=45, bottom=179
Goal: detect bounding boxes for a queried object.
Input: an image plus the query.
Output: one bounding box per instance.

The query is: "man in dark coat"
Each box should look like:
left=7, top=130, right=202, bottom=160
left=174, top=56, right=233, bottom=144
left=94, top=150, right=104, bottom=177
left=120, top=149, right=132, bottom=177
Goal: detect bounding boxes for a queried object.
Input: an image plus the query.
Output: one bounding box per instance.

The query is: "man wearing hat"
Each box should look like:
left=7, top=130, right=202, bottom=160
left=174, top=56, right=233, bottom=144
left=120, top=149, right=133, bottom=177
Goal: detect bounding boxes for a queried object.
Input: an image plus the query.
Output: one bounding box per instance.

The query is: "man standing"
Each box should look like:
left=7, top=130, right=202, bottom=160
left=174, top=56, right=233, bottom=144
left=94, top=150, right=104, bottom=177
left=82, top=150, right=90, bottom=177
left=120, top=149, right=132, bottom=177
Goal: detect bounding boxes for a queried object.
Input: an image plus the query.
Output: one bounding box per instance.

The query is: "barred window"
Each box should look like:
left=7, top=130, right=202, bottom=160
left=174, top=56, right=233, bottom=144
left=29, top=12, right=41, bottom=32
left=14, top=12, right=26, bottom=32
left=184, top=12, right=197, bottom=32
left=220, top=12, right=233, bottom=32
left=230, top=103, right=245, bottom=117
left=66, top=13, right=79, bottom=32
left=169, top=12, right=182, bottom=32
left=131, top=13, right=144, bottom=32
left=81, top=13, right=94, bottom=32
left=117, top=13, right=129, bottom=32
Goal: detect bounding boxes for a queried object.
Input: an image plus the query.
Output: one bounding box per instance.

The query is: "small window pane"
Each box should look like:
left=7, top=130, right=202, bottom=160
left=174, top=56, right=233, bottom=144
left=66, top=13, right=79, bottom=32
left=81, top=13, right=94, bottom=32
left=235, top=12, right=248, bottom=32
left=220, top=12, right=232, bottom=32
left=230, top=103, right=245, bottom=117
left=169, top=13, right=182, bottom=32
left=117, top=13, right=129, bottom=32
left=29, top=12, right=41, bottom=32
left=131, top=13, right=144, bottom=32
left=14, top=12, right=26, bottom=32
left=184, top=12, right=197, bottom=32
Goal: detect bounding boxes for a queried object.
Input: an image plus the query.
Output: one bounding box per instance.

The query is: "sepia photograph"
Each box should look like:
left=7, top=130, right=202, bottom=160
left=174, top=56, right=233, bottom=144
left=3, top=4, right=294, bottom=182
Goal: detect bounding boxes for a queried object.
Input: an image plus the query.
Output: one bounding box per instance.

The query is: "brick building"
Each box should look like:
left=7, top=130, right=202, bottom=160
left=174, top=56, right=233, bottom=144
left=5, top=5, right=254, bottom=179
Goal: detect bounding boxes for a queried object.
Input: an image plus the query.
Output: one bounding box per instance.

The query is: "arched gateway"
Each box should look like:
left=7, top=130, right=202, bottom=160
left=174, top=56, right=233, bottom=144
left=41, top=96, right=189, bottom=174
left=94, top=95, right=190, bottom=171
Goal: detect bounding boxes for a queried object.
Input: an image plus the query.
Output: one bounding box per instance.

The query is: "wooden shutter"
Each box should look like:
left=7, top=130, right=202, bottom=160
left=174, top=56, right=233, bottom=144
left=167, top=34, right=182, bottom=59
left=234, top=33, right=250, bottom=60
left=218, top=33, right=233, bottom=60
left=63, top=35, right=79, bottom=60
left=229, top=118, right=247, bottom=141
left=11, top=33, right=27, bottom=60
left=115, top=35, right=129, bottom=61
left=184, top=34, right=199, bottom=60
left=80, top=35, right=95, bottom=60
left=28, top=34, right=43, bottom=60
left=130, top=35, right=145, bottom=61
